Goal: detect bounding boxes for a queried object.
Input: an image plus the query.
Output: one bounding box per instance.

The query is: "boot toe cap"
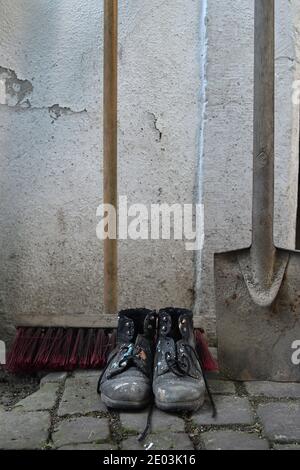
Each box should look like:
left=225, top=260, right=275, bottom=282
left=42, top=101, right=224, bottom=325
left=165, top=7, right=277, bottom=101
left=154, top=376, right=205, bottom=410
left=101, top=373, right=151, bottom=408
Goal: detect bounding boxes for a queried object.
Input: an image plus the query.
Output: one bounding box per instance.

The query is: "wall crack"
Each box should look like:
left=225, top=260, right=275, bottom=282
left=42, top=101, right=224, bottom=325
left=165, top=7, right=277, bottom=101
left=148, top=111, right=163, bottom=141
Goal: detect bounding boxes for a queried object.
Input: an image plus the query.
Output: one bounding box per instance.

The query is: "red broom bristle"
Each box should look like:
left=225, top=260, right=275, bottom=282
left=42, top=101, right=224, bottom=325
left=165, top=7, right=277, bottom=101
left=91, top=330, right=112, bottom=369
left=44, top=328, right=64, bottom=370
left=90, top=329, right=106, bottom=368
left=51, top=329, right=70, bottom=370
left=33, top=327, right=56, bottom=369
left=195, top=329, right=218, bottom=372
left=52, top=328, right=75, bottom=370
left=6, top=327, right=115, bottom=373
left=63, top=328, right=77, bottom=369
left=79, top=329, right=95, bottom=368
left=6, top=327, right=42, bottom=373
left=22, top=328, right=43, bottom=371
left=69, top=329, right=85, bottom=369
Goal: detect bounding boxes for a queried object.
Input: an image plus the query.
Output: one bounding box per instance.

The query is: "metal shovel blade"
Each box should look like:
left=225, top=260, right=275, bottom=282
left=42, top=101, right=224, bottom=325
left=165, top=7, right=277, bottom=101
left=215, top=248, right=300, bottom=382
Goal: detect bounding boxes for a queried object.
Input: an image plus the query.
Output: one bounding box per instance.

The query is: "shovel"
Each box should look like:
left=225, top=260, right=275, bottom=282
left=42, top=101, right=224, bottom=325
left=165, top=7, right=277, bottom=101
left=215, top=0, right=300, bottom=382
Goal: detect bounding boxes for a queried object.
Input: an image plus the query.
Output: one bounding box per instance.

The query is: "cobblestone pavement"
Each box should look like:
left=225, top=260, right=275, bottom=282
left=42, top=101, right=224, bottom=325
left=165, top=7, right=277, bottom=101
left=1, top=367, right=300, bottom=450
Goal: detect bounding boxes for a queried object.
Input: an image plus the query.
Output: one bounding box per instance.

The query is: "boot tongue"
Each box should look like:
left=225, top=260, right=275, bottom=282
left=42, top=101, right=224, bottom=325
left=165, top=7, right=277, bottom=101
left=117, top=309, right=156, bottom=344
left=159, top=308, right=193, bottom=342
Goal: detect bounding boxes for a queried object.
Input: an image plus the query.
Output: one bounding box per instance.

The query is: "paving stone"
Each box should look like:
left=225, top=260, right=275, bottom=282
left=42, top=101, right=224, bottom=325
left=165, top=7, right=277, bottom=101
left=274, top=444, right=300, bottom=451
left=202, top=430, right=269, bottom=450
left=72, top=370, right=102, bottom=379
left=120, top=407, right=185, bottom=435
left=193, top=395, right=254, bottom=426
left=0, top=411, right=50, bottom=450
left=14, top=383, right=59, bottom=412
left=58, top=443, right=117, bottom=450
left=257, top=402, right=300, bottom=443
left=58, top=375, right=106, bottom=416
left=122, top=433, right=194, bottom=451
left=40, top=372, right=67, bottom=386
left=52, top=416, right=110, bottom=448
left=245, top=381, right=300, bottom=399
left=208, top=379, right=236, bottom=395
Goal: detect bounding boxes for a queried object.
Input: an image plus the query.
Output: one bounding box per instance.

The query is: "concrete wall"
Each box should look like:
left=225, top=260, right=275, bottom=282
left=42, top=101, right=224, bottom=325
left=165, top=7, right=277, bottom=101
left=0, top=1, right=299, bottom=344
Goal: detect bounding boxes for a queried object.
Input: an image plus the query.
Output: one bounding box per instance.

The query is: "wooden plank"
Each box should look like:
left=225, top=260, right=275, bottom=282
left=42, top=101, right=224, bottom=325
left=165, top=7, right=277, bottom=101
left=13, top=313, right=207, bottom=331
left=13, top=314, right=118, bottom=329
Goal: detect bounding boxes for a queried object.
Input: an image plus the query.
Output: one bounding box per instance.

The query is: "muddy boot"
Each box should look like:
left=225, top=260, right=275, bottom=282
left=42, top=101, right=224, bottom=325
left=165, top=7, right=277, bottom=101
left=153, top=308, right=209, bottom=412
left=98, top=309, right=156, bottom=410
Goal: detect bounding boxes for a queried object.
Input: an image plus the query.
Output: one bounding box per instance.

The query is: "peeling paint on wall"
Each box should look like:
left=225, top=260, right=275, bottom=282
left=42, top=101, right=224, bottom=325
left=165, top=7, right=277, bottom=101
left=48, top=104, right=87, bottom=121
left=0, top=66, right=33, bottom=107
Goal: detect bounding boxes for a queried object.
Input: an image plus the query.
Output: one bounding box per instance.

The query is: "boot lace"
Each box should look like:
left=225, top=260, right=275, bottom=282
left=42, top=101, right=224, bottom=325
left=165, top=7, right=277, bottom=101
left=109, top=344, right=149, bottom=379
left=97, top=343, right=149, bottom=393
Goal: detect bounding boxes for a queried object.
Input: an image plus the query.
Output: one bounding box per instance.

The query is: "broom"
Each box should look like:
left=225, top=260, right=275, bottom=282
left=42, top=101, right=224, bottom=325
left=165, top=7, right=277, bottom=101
left=6, top=0, right=217, bottom=374
left=6, top=0, right=118, bottom=374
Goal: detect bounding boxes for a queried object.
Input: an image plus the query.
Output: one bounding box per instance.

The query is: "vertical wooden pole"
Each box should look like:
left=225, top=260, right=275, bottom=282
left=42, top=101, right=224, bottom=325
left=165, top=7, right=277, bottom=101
left=251, top=0, right=275, bottom=287
left=103, top=0, right=118, bottom=315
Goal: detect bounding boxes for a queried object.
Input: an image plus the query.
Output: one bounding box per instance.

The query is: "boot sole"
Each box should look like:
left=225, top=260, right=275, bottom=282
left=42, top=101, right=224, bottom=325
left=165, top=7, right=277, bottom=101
left=155, top=396, right=205, bottom=413
left=101, top=393, right=151, bottom=411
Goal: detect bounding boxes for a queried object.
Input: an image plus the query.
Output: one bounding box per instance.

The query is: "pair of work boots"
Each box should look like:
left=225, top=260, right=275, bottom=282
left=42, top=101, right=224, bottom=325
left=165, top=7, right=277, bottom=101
left=98, top=308, right=215, bottom=413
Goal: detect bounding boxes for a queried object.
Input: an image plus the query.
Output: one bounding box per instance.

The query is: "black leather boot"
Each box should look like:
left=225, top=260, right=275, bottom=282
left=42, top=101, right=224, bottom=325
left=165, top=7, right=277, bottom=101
left=153, top=308, right=206, bottom=412
left=98, top=309, right=156, bottom=410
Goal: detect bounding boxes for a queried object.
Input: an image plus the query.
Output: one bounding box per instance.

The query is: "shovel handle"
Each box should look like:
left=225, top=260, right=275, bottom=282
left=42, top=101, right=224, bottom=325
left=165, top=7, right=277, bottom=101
left=252, top=0, right=276, bottom=283
left=103, top=0, right=118, bottom=315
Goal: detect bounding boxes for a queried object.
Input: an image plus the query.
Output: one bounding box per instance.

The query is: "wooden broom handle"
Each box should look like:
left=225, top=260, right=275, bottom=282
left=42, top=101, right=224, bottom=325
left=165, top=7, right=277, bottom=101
left=103, top=0, right=118, bottom=315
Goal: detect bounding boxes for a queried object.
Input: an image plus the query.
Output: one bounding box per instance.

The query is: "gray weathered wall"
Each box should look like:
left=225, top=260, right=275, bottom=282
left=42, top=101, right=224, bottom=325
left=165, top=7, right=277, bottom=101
left=0, top=0, right=201, bottom=343
left=0, top=0, right=299, bottom=345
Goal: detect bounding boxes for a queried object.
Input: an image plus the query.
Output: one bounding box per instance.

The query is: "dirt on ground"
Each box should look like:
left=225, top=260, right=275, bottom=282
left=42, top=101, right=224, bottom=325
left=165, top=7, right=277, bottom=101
left=0, top=367, right=40, bottom=410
